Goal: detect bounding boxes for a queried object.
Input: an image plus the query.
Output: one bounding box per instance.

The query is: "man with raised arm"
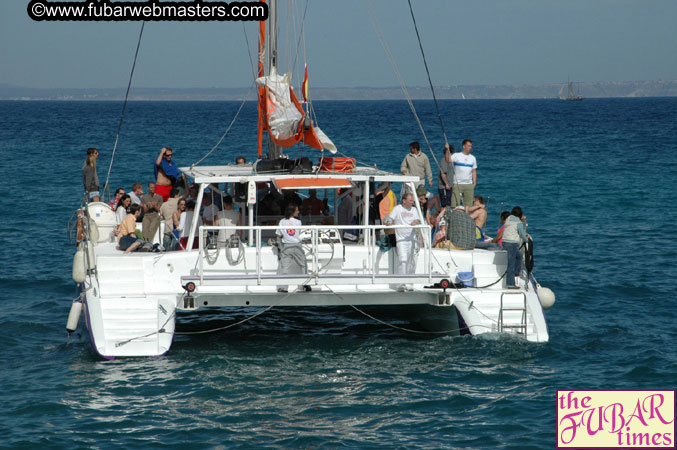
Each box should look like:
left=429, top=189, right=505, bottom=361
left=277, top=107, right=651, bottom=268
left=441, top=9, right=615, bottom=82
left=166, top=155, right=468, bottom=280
left=451, top=139, right=477, bottom=207
left=154, top=147, right=184, bottom=202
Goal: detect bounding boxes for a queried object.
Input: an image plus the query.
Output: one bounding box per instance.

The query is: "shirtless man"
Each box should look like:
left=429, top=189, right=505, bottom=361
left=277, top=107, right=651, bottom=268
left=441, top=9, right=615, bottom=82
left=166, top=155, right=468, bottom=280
left=155, top=147, right=185, bottom=202
left=466, top=195, right=487, bottom=229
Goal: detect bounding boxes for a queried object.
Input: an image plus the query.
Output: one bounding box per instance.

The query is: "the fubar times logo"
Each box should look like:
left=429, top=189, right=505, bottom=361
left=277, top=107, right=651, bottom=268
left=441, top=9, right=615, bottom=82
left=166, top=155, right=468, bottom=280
left=557, top=390, right=675, bottom=448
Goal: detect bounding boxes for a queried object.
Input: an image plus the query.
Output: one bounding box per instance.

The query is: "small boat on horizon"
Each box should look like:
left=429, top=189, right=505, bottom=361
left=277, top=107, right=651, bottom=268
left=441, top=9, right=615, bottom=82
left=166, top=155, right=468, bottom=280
left=561, top=76, right=584, bottom=101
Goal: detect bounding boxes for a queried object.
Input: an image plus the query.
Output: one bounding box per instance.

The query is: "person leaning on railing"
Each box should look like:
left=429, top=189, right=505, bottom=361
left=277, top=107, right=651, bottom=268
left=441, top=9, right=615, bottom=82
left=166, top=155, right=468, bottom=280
left=384, top=193, right=422, bottom=291
left=276, top=204, right=310, bottom=293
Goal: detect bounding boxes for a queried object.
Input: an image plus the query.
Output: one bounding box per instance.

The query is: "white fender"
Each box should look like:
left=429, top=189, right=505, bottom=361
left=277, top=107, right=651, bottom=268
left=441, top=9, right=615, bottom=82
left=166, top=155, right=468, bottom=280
left=538, top=286, right=556, bottom=309
left=66, top=301, right=82, bottom=333
left=72, top=246, right=86, bottom=284
left=72, top=243, right=95, bottom=284
left=88, top=219, right=100, bottom=244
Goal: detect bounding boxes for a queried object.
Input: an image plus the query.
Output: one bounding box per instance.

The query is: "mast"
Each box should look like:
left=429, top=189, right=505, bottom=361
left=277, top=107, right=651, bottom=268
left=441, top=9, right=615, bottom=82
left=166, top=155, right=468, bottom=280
left=266, top=0, right=283, bottom=159
left=255, top=0, right=332, bottom=158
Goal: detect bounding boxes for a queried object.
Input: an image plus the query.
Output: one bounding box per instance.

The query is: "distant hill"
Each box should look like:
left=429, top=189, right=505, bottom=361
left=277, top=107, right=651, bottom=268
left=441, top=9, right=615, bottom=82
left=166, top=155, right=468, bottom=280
left=1, top=80, right=676, bottom=101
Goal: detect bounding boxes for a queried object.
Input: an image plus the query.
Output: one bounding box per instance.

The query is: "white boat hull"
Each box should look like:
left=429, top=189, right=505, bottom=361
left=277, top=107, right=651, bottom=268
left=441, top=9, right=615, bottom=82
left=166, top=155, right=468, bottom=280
left=78, top=240, right=549, bottom=358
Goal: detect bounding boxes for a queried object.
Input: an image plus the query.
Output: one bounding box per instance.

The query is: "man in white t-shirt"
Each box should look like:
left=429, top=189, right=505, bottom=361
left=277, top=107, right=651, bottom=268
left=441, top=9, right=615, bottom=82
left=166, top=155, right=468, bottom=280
left=216, top=195, right=241, bottom=244
left=385, top=193, right=422, bottom=290
left=451, top=139, right=477, bottom=208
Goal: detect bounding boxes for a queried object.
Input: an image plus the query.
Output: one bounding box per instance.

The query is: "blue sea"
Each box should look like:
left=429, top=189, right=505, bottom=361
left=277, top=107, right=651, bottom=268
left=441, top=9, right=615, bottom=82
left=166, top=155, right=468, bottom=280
left=1, top=98, right=675, bottom=449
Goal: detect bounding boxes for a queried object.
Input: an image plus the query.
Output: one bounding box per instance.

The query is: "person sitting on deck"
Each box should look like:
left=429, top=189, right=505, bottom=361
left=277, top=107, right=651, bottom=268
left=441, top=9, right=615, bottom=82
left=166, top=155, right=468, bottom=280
left=432, top=218, right=448, bottom=247
left=109, top=187, right=125, bottom=209
left=128, top=182, right=143, bottom=205
left=466, top=195, right=489, bottom=241
left=436, top=206, right=476, bottom=250
left=118, top=204, right=155, bottom=254
left=276, top=204, right=310, bottom=293
left=490, top=211, right=511, bottom=248
left=115, top=194, right=131, bottom=225
left=301, top=189, right=324, bottom=216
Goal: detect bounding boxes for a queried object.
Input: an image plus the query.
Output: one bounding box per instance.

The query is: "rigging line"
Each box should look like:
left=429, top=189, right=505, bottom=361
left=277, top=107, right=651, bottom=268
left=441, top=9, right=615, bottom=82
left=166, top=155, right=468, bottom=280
left=290, top=0, right=309, bottom=89
left=325, top=286, right=486, bottom=334
left=175, top=305, right=276, bottom=335
left=103, top=21, right=145, bottom=200
left=190, top=80, right=255, bottom=168
left=407, top=0, right=448, bottom=145
left=242, top=22, right=257, bottom=80
left=362, top=0, right=442, bottom=172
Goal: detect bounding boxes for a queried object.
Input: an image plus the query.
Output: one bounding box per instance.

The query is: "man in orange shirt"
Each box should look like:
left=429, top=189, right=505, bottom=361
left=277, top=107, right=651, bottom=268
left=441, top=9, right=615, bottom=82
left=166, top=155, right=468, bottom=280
left=376, top=182, right=397, bottom=247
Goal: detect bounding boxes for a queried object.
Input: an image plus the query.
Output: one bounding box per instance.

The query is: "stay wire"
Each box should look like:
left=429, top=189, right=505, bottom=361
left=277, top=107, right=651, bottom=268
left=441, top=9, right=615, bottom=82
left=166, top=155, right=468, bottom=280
left=103, top=21, right=145, bottom=200
left=363, top=0, right=442, bottom=172
left=190, top=80, right=255, bottom=168
left=407, top=0, right=448, bottom=145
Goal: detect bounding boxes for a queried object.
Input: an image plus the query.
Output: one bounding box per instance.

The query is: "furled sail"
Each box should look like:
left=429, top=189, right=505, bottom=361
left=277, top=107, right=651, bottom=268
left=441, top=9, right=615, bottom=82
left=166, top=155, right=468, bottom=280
left=256, top=0, right=336, bottom=155
left=256, top=70, right=303, bottom=142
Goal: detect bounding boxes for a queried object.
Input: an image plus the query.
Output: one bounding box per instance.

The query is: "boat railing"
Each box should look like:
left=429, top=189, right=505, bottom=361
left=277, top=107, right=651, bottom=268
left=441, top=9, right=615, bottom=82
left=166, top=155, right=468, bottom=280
left=193, top=224, right=434, bottom=286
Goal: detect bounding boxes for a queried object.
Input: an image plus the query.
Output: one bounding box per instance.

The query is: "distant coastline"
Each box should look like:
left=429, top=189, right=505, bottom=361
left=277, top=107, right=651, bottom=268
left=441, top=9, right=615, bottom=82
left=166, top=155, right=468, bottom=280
left=1, top=80, right=676, bottom=101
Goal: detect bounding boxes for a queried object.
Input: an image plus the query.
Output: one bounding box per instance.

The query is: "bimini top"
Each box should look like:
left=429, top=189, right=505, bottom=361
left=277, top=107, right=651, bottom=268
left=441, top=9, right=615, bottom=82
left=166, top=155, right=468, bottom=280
left=180, top=164, right=421, bottom=185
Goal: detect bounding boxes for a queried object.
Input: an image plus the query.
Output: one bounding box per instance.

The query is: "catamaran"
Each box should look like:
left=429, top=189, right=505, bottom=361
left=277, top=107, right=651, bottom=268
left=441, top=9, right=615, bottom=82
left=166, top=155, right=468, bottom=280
left=68, top=0, right=556, bottom=359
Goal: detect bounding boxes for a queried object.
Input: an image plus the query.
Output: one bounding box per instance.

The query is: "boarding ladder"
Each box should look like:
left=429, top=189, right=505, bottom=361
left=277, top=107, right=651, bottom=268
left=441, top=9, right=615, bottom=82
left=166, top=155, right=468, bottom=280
left=498, top=292, right=527, bottom=337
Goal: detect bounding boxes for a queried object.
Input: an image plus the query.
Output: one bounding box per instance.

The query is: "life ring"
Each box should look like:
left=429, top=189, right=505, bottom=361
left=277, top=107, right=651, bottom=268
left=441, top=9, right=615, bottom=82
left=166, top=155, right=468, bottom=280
left=319, top=157, right=355, bottom=173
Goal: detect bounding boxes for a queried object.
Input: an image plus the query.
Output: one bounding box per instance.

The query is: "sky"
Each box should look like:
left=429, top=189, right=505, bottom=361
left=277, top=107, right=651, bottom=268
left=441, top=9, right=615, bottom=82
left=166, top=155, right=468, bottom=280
left=1, top=0, right=676, bottom=89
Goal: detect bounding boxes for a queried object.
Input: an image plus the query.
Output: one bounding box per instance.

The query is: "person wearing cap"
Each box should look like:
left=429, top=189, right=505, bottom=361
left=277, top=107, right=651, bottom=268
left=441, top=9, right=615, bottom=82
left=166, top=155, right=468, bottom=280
left=416, top=186, right=430, bottom=224
left=385, top=193, right=422, bottom=290
left=451, top=139, right=477, bottom=207
left=400, top=141, right=433, bottom=193
left=432, top=217, right=448, bottom=247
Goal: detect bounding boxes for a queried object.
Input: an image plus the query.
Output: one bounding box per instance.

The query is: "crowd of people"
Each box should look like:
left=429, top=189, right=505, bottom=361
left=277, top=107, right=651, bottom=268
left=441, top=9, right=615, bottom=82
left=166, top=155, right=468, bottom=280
left=82, top=141, right=529, bottom=287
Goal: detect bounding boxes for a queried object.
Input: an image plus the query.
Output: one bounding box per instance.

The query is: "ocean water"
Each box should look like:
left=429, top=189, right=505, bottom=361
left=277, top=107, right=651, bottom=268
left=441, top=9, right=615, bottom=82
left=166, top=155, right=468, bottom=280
left=0, top=98, right=676, bottom=449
